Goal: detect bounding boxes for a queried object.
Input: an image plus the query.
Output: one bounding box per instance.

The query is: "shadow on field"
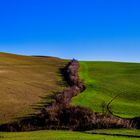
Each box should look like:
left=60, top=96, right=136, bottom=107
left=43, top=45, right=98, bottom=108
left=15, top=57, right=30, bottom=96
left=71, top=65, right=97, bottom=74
left=85, top=131, right=140, bottom=138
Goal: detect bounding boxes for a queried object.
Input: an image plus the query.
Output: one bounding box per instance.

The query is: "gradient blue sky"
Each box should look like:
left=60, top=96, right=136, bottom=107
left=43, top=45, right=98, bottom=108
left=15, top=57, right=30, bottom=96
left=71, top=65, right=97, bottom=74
left=0, top=0, right=140, bottom=62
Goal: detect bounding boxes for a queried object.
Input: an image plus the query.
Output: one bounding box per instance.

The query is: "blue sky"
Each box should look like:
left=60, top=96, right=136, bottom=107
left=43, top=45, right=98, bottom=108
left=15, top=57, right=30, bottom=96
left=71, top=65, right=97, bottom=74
left=0, top=0, right=140, bottom=62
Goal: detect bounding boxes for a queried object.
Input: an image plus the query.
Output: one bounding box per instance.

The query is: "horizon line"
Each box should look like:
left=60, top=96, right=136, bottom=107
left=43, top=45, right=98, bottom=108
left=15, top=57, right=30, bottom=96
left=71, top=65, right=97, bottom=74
left=0, top=51, right=140, bottom=63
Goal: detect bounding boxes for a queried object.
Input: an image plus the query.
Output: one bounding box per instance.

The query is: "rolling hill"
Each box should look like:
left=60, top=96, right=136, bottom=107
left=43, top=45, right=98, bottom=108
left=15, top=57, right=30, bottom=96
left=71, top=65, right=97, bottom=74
left=0, top=53, right=140, bottom=139
left=72, top=61, right=140, bottom=118
left=0, top=52, right=67, bottom=124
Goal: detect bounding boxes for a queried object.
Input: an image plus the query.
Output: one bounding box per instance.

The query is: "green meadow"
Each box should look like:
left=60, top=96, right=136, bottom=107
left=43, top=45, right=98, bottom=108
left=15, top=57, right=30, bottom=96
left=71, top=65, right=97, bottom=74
left=0, top=53, right=140, bottom=140
left=0, top=130, right=140, bottom=140
left=72, top=61, right=140, bottom=118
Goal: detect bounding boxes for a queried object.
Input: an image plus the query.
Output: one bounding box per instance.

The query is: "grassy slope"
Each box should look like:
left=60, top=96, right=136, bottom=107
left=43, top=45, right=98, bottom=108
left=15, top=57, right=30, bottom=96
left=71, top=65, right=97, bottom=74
left=1, top=130, right=140, bottom=140
left=72, top=61, right=140, bottom=118
left=1, top=55, right=140, bottom=139
left=0, top=52, right=67, bottom=124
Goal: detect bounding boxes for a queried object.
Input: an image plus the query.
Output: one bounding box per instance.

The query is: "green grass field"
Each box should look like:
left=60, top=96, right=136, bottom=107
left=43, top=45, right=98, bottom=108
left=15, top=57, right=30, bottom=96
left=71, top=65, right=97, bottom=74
left=0, top=52, right=67, bottom=124
left=0, top=130, right=140, bottom=140
left=72, top=61, right=140, bottom=118
left=1, top=53, right=140, bottom=140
